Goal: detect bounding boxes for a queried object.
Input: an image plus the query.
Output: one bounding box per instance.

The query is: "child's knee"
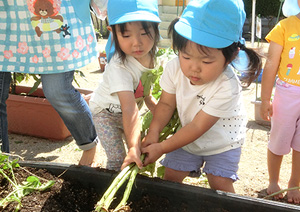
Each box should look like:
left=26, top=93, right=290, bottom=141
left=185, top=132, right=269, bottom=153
left=163, top=167, right=189, bottom=183
left=206, top=174, right=234, bottom=192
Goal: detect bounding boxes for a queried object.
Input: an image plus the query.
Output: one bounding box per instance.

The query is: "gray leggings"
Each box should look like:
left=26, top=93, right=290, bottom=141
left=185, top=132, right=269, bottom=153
left=93, top=110, right=126, bottom=171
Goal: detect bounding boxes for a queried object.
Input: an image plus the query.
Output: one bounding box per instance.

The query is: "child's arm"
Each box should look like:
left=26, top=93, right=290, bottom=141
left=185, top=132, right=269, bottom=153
left=144, top=95, right=157, bottom=114
left=142, top=90, right=176, bottom=148
left=142, top=109, right=219, bottom=166
left=118, top=91, right=143, bottom=170
left=81, top=93, right=92, bottom=104
left=260, top=41, right=282, bottom=121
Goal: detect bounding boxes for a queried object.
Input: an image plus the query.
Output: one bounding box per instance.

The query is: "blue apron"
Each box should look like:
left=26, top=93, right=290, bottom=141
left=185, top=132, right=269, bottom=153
left=0, top=0, right=99, bottom=74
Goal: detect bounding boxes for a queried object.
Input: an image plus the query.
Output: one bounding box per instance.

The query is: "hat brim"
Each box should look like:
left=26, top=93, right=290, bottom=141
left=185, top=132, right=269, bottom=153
left=110, top=12, right=161, bottom=25
left=175, top=19, right=234, bottom=48
left=282, top=0, right=300, bottom=17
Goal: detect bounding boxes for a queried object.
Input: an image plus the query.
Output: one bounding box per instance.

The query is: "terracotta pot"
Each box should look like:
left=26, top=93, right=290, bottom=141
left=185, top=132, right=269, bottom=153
left=98, top=52, right=107, bottom=73
left=7, top=85, right=92, bottom=140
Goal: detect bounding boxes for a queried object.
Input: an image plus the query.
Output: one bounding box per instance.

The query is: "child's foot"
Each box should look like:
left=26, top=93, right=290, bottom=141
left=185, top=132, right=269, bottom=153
left=79, top=144, right=101, bottom=167
left=287, top=187, right=300, bottom=204
left=267, top=183, right=284, bottom=200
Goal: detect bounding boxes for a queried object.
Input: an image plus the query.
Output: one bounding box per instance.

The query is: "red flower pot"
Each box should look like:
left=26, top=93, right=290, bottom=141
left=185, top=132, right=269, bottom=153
left=7, top=85, right=92, bottom=140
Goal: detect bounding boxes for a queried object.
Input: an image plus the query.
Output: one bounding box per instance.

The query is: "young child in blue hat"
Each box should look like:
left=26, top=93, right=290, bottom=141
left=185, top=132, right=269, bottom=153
left=89, top=0, right=161, bottom=171
left=260, top=0, right=300, bottom=203
left=142, top=0, right=262, bottom=193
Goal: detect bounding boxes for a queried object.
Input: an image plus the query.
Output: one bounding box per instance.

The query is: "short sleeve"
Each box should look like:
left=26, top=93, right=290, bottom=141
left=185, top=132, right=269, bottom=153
left=106, top=62, right=134, bottom=95
left=160, top=58, right=179, bottom=94
left=265, top=21, right=284, bottom=46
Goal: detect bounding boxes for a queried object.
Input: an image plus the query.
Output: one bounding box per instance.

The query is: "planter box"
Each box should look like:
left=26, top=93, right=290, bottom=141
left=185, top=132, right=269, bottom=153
left=7, top=86, right=92, bottom=140
left=251, top=100, right=271, bottom=126
left=20, top=161, right=300, bottom=212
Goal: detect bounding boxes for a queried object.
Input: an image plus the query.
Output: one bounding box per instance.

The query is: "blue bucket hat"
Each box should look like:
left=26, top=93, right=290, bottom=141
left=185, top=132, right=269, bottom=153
left=175, top=0, right=246, bottom=48
left=282, top=0, right=300, bottom=17
left=107, top=0, right=161, bottom=25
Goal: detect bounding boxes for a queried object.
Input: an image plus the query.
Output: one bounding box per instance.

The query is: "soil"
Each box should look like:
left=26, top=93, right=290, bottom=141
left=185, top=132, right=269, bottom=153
left=4, top=40, right=298, bottom=210
left=0, top=167, right=184, bottom=212
left=0, top=167, right=100, bottom=212
left=0, top=166, right=175, bottom=212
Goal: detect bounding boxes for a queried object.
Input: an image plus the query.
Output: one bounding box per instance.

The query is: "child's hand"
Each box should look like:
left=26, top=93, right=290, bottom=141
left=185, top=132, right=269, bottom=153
left=121, top=146, right=143, bottom=170
left=142, top=143, right=164, bottom=166
left=260, top=100, right=273, bottom=121
left=141, top=131, right=159, bottom=148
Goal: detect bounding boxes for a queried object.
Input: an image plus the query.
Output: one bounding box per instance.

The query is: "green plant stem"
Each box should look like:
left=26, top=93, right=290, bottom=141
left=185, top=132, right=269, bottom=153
left=103, top=170, right=132, bottom=211
left=113, top=155, right=146, bottom=211
left=264, top=186, right=300, bottom=199
left=159, top=122, right=180, bottom=142
left=0, top=169, right=17, bottom=188
left=95, top=164, right=134, bottom=211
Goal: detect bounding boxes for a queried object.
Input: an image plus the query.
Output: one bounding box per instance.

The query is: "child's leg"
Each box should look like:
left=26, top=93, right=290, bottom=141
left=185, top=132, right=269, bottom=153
left=206, top=174, right=234, bottom=193
left=0, top=72, right=11, bottom=153
left=164, top=167, right=189, bottom=183
left=41, top=72, right=99, bottom=166
left=267, top=84, right=300, bottom=198
left=287, top=149, right=300, bottom=203
left=79, top=144, right=102, bottom=167
left=160, top=148, right=204, bottom=183
left=267, top=149, right=284, bottom=199
left=203, top=148, right=241, bottom=193
left=93, top=110, right=126, bottom=171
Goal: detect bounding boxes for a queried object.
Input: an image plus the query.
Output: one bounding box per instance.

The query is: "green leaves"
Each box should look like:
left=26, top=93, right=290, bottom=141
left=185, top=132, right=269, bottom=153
left=141, top=48, right=174, bottom=100
left=140, top=67, right=162, bottom=97
left=10, top=70, right=86, bottom=95
left=0, top=152, right=55, bottom=211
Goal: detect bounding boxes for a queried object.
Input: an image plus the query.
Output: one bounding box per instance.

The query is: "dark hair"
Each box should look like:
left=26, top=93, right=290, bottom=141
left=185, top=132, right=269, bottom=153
left=168, top=18, right=262, bottom=87
left=111, top=21, right=160, bottom=67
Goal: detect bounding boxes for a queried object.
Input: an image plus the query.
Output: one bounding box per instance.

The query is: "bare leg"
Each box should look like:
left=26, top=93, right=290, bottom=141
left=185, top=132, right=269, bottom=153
left=164, top=167, right=189, bottom=183
left=267, top=149, right=284, bottom=199
left=79, top=143, right=102, bottom=167
left=287, top=150, right=300, bottom=203
left=206, top=174, right=235, bottom=193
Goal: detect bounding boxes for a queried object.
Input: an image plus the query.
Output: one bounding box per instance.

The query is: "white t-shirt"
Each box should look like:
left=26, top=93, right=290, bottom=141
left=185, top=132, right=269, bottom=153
left=89, top=54, right=153, bottom=115
left=161, top=57, right=247, bottom=156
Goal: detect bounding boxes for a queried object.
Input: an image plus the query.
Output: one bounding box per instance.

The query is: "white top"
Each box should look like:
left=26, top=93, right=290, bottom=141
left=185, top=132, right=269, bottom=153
left=89, top=54, right=153, bottom=115
left=161, top=57, right=247, bottom=156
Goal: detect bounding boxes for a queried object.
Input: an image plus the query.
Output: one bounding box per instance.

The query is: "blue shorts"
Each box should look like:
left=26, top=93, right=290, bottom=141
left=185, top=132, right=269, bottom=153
left=160, top=147, right=241, bottom=181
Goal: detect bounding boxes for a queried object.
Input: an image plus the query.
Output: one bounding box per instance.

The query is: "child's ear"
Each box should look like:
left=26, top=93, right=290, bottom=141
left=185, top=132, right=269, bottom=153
left=107, top=26, right=112, bottom=32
